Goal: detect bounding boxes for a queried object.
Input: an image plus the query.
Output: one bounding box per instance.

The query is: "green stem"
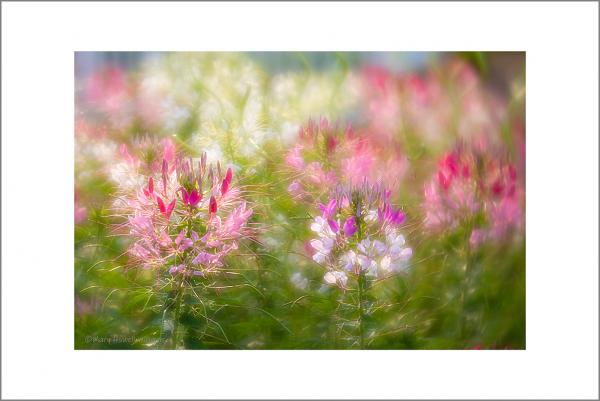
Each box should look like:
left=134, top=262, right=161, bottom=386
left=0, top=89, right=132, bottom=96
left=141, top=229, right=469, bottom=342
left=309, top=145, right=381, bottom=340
left=357, top=272, right=365, bottom=350
left=171, top=274, right=185, bottom=349
left=460, top=233, right=472, bottom=341
left=169, top=207, right=194, bottom=350
left=353, top=197, right=366, bottom=350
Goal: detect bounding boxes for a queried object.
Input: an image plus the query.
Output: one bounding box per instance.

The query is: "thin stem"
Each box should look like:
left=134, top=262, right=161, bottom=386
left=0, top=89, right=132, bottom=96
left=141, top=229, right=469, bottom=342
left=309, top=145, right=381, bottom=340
left=357, top=272, right=365, bottom=350
left=460, top=222, right=473, bottom=342
left=171, top=274, right=185, bottom=349
left=169, top=206, right=194, bottom=350
left=353, top=197, right=366, bottom=350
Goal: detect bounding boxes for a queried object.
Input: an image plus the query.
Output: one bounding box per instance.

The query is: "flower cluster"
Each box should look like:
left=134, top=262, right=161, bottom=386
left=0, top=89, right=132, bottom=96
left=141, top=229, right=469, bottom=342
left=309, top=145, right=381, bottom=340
left=423, top=143, right=524, bottom=246
left=358, top=60, right=507, bottom=150
left=308, top=181, right=412, bottom=288
left=285, top=118, right=343, bottom=197
left=423, top=150, right=480, bottom=230
left=77, top=65, right=165, bottom=133
left=286, top=118, right=408, bottom=200
left=120, top=151, right=253, bottom=277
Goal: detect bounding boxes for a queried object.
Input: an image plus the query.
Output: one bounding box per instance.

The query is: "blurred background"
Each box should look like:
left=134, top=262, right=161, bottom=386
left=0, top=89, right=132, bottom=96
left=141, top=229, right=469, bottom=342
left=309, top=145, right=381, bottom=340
left=75, top=52, right=525, bottom=350
left=76, top=52, right=523, bottom=93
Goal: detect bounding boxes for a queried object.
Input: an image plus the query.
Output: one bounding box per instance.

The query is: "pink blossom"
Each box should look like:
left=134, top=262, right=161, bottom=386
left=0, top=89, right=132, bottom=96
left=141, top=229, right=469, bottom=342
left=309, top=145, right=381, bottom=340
left=119, top=149, right=252, bottom=278
left=221, top=167, right=233, bottom=195
left=285, top=146, right=305, bottom=170
left=156, top=196, right=176, bottom=219
left=423, top=150, right=480, bottom=230
left=142, top=177, right=155, bottom=198
left=209, top=195, right=217, bottom=214
left=423, top=146, right=524, bottom=246
left=86, top=66, right=129, bottom=113
left=175, top=230, right=193, bottom=251
left=179, top=187, right=202, bottom=207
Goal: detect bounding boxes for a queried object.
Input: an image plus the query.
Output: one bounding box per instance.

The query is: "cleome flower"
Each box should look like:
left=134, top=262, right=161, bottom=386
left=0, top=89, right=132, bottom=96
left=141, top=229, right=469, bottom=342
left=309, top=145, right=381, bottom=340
left=285, top=118, right=408, bottom=201
left=117, top=149, right=253, bottom=277
left=423, top=150, right=480, bottom=230
left=308, top=180, right=412, bottom=288
left=422, top=143, right=524, bottom=246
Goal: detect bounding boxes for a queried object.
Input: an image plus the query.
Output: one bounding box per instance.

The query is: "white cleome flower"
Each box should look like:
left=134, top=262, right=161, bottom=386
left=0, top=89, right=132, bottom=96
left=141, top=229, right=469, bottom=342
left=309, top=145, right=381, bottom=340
left=365, top=209, right=378, bottom=223
left=311, top=237, right=334, bottom=264
left=324, top=271, right=348, bottom=287
left=340, top=250, right=357, bottom=272
left=382, top=228, right=413, bottom=273
left=310, top=216, right=337, bottom=239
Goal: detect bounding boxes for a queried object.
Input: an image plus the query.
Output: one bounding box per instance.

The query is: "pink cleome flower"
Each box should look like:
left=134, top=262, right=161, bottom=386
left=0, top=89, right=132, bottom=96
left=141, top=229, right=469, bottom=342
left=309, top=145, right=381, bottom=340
left=285, top=118, right=408, bottom=199
left=422, top=144, right=524, bottom=246
left=119, top=149, right=253, bottom=277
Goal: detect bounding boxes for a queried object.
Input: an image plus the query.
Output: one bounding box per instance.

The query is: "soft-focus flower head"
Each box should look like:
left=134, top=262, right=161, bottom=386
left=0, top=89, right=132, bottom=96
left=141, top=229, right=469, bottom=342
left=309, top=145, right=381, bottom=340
left=78, top=65, right=166, bottom=133
left=423, top=141, right=524, bottom=246
left=118, top=148, right=253, bottom=278
left=85, top=66, right=131, bottom=114
left=308, top=180, right=412, bottom=288
left=287, top=118, right=408, bottom=201
left=357, top=58, right=508, bottom=152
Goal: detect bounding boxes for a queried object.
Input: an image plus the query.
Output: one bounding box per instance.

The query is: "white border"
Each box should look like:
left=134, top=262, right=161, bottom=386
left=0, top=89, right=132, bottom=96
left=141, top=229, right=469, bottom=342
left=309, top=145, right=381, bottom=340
left=2, top=1, right=598, bottom=399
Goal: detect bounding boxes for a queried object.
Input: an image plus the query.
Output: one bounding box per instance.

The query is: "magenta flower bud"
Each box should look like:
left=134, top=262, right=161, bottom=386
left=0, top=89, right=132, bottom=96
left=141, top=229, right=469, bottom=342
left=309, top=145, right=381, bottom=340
left=157, top=196, right=176, bottom=219
left=166, top=199, right=176, bottom=219
left=221, top=167, right=233, bottom=195
left=157, top=196, right=166, bottom=214
left=143, top=176, right=154, bottom=197
left=378, top=203, right=406, bottom=226
left=327, top=219, right=339, bottom=233
left=179, top=187, right=189, bottom=205
left=161, top=159, right=169, bottom=194
left=209, top=195, right=217, bottom=214
left=343, top=216, right=357, bottom=237
left=188, top=189, right=201, bottom=207
left=318, top=199, right=337, bottom=219
left=393, top=210, right=406, bottom=225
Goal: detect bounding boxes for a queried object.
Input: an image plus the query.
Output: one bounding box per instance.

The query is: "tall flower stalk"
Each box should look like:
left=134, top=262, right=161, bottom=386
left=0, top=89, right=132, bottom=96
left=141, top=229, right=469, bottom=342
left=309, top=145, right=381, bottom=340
left=422, top=142, right=524, bottom=340
left=117, top=151, right=253, bottom=348
left=308, top=181, right=412, bottom=348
